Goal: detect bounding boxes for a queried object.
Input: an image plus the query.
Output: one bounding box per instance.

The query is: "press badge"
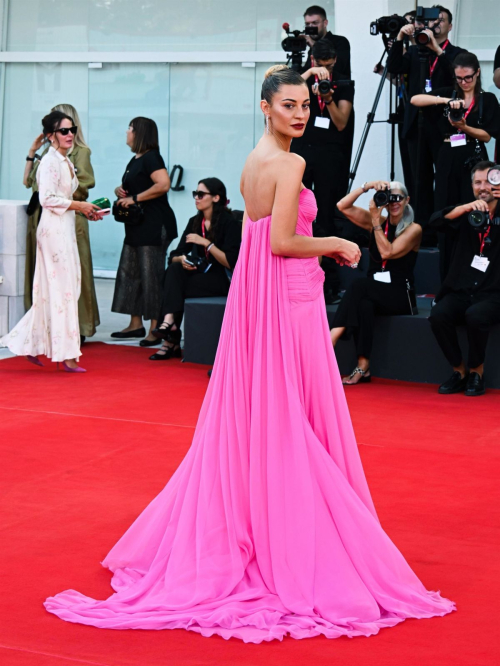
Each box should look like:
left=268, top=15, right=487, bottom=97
left=314, top=116, right=330, bottom=129
left=425, top=79, right=432, bottom=92
left=450, top=133, right=467, bottom=147
left=471, top=255, right=489, bottom=272
left=373, top=271, right=391, bottom=283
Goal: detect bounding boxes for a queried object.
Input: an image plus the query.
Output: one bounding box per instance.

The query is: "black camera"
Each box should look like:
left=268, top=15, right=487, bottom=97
left=468, top=210, right=500, bottom=232
left=413, top=5, right=440, bottom=46
left=373, top=189, right=402, bottom=207
left=448, top=104, right=465, bottom=122
left=281, top=23, right=315, bottom=71
left=316, top=78, right=354, bottom=95
left=184, top=253, right=209, bottom=273
left=370, top=14, right=407, bottom=37
left=488, top=165, right=500, bottom=186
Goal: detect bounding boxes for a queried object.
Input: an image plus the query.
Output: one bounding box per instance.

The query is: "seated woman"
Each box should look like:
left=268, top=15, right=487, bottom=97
left=330, top=180, right=422, bottom=385
left=150, top=177, right=241, bottom=360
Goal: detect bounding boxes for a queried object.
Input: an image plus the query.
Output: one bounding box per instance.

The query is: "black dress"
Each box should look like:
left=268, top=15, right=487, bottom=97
left=112, top=150, right=178, bottom=321
left=159, top=209, right=241, bottom=322
left=331, top=220, right=418, bottom=359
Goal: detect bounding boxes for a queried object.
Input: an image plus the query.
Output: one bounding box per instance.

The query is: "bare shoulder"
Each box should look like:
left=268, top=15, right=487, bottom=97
left=277, top=151, right=305, bottom=171
left=274, top=152, right=305, bottom=188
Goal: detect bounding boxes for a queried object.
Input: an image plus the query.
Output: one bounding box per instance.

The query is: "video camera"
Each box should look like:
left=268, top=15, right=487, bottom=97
left=281, top=23, right=318, bottom=71
left=413, top=6, right=440, bottom=47
left=370, top=14, right=408, bottom=38
left=316, top=78, right=355, bottom=95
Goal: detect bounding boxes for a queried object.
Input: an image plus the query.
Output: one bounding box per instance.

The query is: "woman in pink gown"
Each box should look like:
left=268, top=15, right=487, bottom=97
left=45, top=66, right=455, bottom=642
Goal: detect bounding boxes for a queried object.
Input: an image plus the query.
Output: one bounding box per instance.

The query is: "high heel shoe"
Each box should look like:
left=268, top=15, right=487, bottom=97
left=152, top=321, right=175, bottom=340
left=149, top=344, right=182, bottom=361
left=27, top=355, right=44, bottom=367
left=62, top=361, right=87, bottom=373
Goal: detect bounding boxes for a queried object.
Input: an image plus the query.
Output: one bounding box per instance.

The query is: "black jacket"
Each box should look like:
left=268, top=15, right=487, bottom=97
left=387, top=39, right=466, bottom=138
left=302, top=32, right=351, bottom=78
left=169, top=209, right=242, bottom=271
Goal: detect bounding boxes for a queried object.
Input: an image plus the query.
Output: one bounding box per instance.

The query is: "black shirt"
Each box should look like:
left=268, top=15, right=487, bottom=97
left=121, top=149, right=177, bottom=247
left=169, top=209, right=242, bottom=272
left=293, top=71, right=354, bottom=147
left=302, top=32, right=351, bottom=78
left=430, top=202, right=500, bottom=300
left=387, top=39, right=466, bottom=137
left=431, top=87, right=500, bottom=140
left=494, top=45, right=500, bottom=71
left=367, top=219, right=418, bottom=285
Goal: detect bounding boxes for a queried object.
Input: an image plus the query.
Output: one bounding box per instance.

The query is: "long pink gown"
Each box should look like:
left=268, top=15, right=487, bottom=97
left=45, top=188, right=455, bottom=642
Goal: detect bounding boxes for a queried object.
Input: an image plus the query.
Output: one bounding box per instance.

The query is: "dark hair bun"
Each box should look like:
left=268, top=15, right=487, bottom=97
left=41, top=110, right=73, bottom=136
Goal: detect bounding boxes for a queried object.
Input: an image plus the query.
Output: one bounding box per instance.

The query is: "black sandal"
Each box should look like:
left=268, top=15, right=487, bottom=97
left=152, top=321, right=176, bottom=340
left=149, top=343, right=182, bottom=361
left=342, top=367, right=371, bottom=385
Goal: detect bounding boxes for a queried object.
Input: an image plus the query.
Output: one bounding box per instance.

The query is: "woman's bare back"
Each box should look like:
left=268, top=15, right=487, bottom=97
left=240, top=139, right=304, bottom=222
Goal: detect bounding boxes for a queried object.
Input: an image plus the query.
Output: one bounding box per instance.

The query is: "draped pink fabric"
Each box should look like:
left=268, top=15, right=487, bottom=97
left=45, top=188, right=455, bottom=642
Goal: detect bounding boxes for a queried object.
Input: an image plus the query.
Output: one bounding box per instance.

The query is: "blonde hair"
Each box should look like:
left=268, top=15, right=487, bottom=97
left=389, top=181, right=414, bottom=237
left=51, top=103, right=88, bottom=149
left=264, top=64, right=289, bottom=79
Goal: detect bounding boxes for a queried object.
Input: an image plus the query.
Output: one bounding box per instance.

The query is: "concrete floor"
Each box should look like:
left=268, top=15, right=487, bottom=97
left=0, top=278, right=165, bottom=360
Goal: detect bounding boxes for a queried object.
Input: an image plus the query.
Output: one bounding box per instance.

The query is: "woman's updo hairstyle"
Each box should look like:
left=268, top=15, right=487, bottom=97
left=261, top=65, right=306, bottom=104
left=41, top=110, right=74, bottom=137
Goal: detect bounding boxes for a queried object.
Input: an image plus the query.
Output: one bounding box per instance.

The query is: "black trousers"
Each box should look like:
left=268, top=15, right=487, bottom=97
left=429, top=291, right=500, bottom=368
left=331, top=277, right=413, bottom=359
left=291, top=142, right=350, bottom=295
left=159, top=261, right=229, bottom=323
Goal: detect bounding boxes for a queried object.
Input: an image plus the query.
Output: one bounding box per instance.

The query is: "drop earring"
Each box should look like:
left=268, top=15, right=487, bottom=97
left=266, top=116, right=270, bottom=135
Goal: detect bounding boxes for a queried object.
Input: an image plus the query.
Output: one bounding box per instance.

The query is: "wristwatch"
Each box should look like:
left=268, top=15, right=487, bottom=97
left=26, top=154, right=40, bottom=162
left=132, top=194, right=138, bottom=204
left=361, top=182, right=369, bottom=192
left=325, top=98, right=333, bottom=105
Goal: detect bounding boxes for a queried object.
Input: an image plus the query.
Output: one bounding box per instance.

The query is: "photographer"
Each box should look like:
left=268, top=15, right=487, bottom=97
left=411, top=52, right=500, bottom=278
left=291, top=38, right=354, bottom=303
left=428, top=161, right=500, bottom=396
left=387, top=5, right=466, bottom=228
left=330, top=181, right=422, bottom=385
left=149, top=178, right=241, bottom=361
left=302, top=5, right=351, bottom=77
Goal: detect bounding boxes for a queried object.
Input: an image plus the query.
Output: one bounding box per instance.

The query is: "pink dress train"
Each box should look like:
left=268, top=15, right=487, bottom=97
left=45, top=188, right=455, bottom=642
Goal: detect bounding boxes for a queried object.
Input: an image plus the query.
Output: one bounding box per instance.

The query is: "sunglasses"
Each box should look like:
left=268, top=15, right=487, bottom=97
left=192, top=190, right=213, bottom=199
left=454, top=72, right=477, bottom=84
left=389, top=194, right=406, bottom=203
left=55, top=126, right=78, bottom=136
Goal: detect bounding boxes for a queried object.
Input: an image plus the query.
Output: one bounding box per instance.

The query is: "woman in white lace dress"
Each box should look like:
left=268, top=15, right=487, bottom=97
left=0, top=111, right=100, bottom=372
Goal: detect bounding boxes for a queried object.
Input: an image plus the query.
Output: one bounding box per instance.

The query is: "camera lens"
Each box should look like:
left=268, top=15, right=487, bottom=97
left=487, top=166, right=500, bottom=186
left=374, top=190, right=390, bottom=207
left=415, top=29, right=430, bottom=45
left=468, top=210, right=488, bottom=230
left=448, top=107, right=465, bottom=123
left=317, top=79, right=331, bottom=95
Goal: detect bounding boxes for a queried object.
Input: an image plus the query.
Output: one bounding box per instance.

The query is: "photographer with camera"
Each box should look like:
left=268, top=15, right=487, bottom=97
left=330, top=181, right=421, bottom=385
left=387, top=5, right=466, bottom=229
left=291, top=38, right=354, bottom=303
left=428, top=161, right=500, bottom=396
left=302, top=5, right=351, bottom=77
left=411, top=52, right=500, bottom=278
left=149, top=178, right=241, bottom=360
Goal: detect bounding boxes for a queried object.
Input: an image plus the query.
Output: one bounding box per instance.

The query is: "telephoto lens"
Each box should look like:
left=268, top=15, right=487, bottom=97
left=448, top=106, right=465, bottom=123
left=468, top=210, right=489, bottom=232
left=414, top=28, right=431, bottom=46
left=487, top=165, right=500, bottom=186
left=373, top=190, right=390, bottom=207
left=317, top=79, right=332, bottom=95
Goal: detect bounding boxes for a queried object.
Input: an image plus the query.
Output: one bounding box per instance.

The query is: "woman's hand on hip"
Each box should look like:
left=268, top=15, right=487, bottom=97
left=186, top=233, right=209, bottom=247
left=114, top=186, right=128, bottom=198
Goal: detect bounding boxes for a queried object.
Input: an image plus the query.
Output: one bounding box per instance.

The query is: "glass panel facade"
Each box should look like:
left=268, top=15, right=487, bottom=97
left=456, top=0, right=500, bottom=51
left=6, top=0, right=334, bottom=52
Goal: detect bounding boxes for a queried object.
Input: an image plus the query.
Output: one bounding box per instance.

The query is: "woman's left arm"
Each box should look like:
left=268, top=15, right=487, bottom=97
left=72, top=147, right=96, bottom=202
left=369, top=200, right=422, bottom=260
left=450, top=117, right=491, bottom=142
left=119, top=168, right=171, bottom=207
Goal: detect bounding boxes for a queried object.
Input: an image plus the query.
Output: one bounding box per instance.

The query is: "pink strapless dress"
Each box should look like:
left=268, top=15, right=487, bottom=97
left=45, top=188, right=455, bottom=642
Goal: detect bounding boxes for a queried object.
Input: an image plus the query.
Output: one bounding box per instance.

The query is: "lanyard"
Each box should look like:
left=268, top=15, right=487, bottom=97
left=381, top=220, right=390, bottom=270
left=429, top=39, right=449, bottom=77
left=201, top=219, right=210, bottom=258
left=479, top=226, right=491, bottom=256
left=314, top=74, right=333, bottom=114
left=463, top=97, right=476, bottom=121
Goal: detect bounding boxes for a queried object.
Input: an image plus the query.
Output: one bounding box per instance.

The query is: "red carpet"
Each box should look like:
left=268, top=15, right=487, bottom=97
left=0, top=342, right=498, bottom=665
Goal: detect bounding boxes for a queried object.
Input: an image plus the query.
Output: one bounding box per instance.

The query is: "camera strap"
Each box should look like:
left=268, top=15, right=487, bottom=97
left=479, top=226, right=491, bottom=256
left=429, top=39, right=449, bottom=77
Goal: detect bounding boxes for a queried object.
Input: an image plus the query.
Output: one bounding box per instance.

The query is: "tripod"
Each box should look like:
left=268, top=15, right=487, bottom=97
left=347, top=44, right=404, bottom=192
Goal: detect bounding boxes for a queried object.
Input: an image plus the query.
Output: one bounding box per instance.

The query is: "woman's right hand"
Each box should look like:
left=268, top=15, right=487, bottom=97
left=367, top=180, right=391, bottom=192
left=327, top=238, right=361, bottom=267
left=180, top=255, right=197, bottom=271
left=29, top=133, right=45, bottom=156
left=115, top=186, right=127, bottom=198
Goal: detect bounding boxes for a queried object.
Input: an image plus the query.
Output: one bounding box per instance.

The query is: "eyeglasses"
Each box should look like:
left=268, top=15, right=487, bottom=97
left=192, top=190, right=213, bottom=199
left=55, top=126, right=78, bottom=136
left=454, top=72, right=477, bottom=84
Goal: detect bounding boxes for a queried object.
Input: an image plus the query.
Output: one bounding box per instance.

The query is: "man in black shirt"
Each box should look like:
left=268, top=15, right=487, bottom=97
left=494, top=45, right=500, bottom=161
left=291, top=38, right=354, bottom=302
left=302, top=5, right=351, bottom=78
left=428, top=161, right=500, bottom=396
left=387, top=5, right=466, bottom=230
